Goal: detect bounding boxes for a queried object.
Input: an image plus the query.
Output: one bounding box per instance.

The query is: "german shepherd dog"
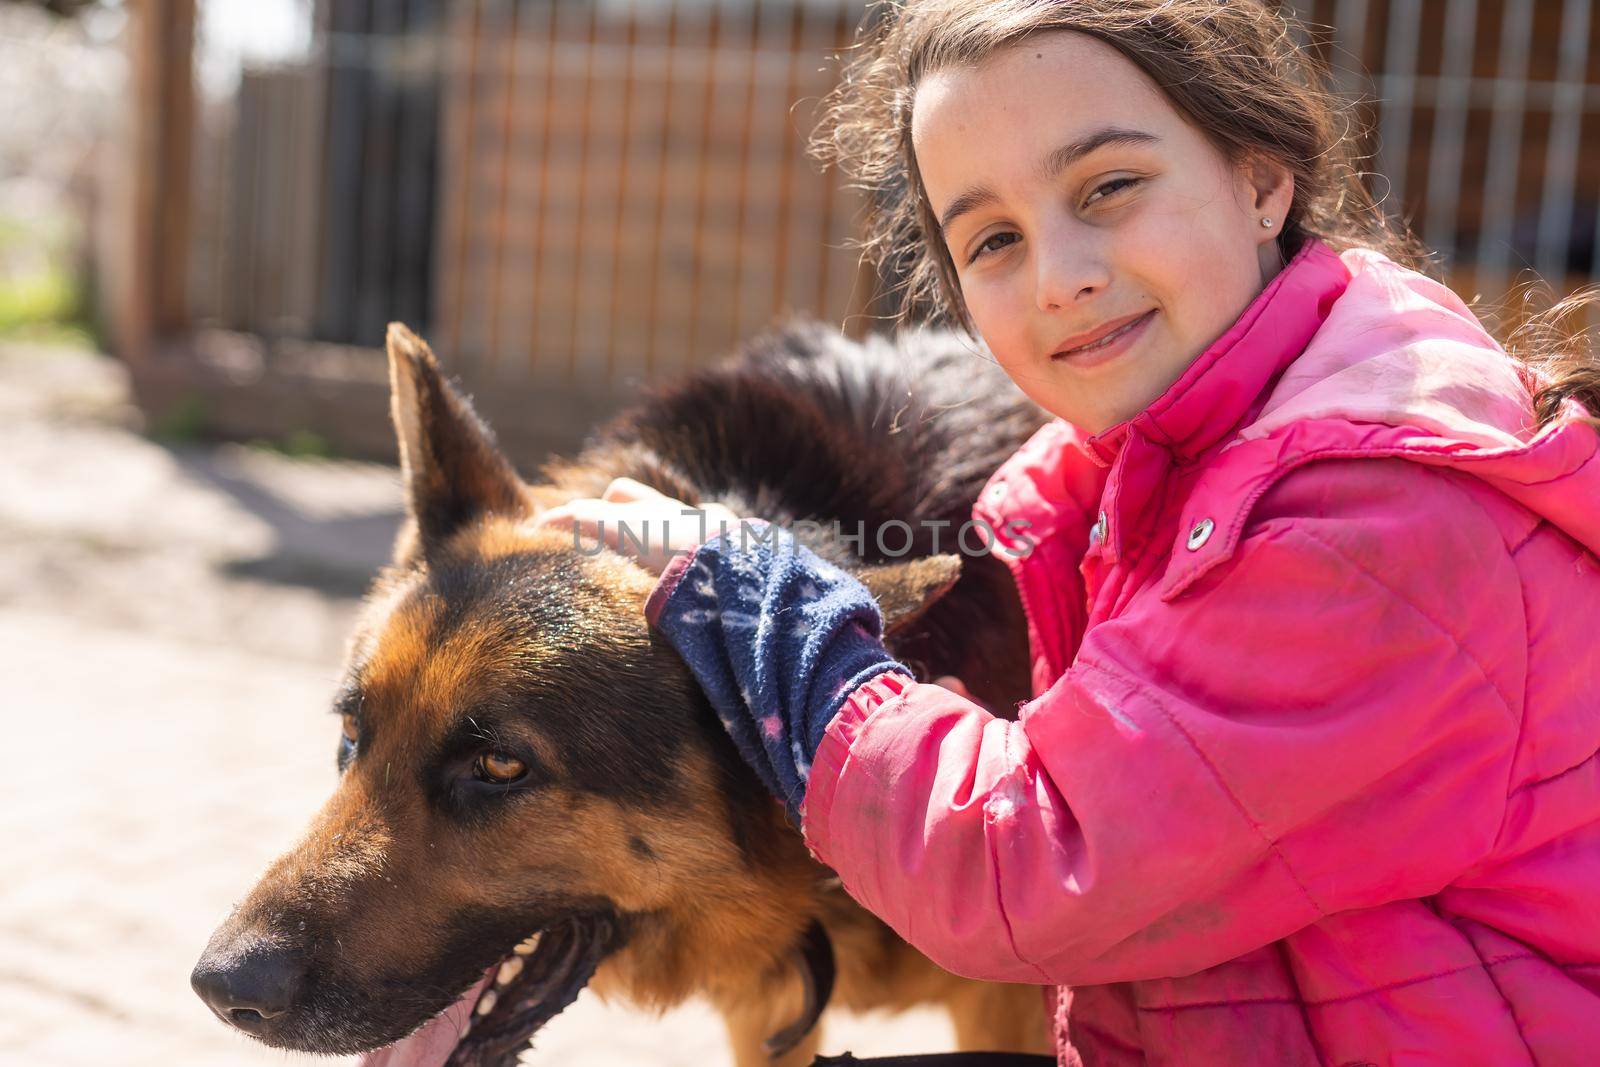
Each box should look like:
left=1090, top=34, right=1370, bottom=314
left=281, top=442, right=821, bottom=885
left=192, top=321, right=1052, bottom=1066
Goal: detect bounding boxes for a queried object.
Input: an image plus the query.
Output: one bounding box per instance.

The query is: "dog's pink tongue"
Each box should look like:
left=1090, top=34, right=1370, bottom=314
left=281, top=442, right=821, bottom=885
left=361, top=972, right=493, bottom=1067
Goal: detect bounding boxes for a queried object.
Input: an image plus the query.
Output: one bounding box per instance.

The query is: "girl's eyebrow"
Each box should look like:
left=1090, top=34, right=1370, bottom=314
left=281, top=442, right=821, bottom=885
left=1037, top=126, right=1161, bottom=182
left=937, top=126, right=1162, bottom=237
left=939, top=187, right=1001, bottom=237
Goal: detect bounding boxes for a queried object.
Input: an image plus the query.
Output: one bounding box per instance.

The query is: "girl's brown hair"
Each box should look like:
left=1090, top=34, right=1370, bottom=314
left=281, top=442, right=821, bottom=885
left=812, top=0, right=1600, bottom=430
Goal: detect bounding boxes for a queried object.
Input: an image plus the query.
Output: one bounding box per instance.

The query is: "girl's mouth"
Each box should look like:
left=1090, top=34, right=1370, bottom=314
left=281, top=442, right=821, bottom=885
left=1051, top=310, right=1156, bottom=368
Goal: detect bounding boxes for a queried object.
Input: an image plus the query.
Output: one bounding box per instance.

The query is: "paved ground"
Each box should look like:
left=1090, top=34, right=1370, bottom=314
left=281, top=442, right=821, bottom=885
left=0, top=342, right=955, bottom=1066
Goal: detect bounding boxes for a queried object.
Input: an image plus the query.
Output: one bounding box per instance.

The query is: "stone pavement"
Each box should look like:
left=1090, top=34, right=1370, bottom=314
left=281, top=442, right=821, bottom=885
left=0, top=342, right=956, bottom=1066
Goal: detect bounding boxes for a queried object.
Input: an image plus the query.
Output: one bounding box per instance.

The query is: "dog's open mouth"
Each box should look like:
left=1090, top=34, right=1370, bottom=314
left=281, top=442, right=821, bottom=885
left=361, top=914, right=619, bottom=1067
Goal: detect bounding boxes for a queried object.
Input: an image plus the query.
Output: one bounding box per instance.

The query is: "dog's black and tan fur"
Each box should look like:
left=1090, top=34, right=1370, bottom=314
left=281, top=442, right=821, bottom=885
left=193, top=321, right=1051, bottom=1065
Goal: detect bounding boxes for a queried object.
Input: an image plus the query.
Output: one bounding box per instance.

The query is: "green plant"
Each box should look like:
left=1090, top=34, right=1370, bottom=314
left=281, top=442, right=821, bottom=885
left=149, top=393, right=211, bottom=443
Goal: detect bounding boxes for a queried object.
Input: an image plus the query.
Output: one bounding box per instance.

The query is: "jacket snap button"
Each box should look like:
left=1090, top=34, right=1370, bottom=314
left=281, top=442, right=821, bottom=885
left=1089, top=511, right=1108, bottom=547
left=987, top=481, right=1007, bottom=502
left=1186, top=517, right=1215, bottom=550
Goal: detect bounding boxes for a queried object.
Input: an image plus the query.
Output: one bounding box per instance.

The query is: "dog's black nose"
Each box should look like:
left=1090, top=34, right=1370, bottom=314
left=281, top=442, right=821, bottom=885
left=191, top=944, right=306, bottom=1030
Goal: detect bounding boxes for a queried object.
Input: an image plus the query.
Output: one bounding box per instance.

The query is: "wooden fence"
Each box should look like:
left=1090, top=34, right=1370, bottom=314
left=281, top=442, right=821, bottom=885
left=1292, top=0, right=1600, bottom=315
left=434, top=1, right=872, bottom=384
left=118, top=0, right=1600, bottom=464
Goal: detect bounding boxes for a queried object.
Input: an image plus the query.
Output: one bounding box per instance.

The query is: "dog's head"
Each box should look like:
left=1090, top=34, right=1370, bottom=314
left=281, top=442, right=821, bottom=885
left=191, top=325, right=957, bottom=1066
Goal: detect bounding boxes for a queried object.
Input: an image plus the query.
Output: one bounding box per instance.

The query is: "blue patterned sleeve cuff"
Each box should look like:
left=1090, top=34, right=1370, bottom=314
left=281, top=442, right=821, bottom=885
left=645, top=524, right=908, bottom=822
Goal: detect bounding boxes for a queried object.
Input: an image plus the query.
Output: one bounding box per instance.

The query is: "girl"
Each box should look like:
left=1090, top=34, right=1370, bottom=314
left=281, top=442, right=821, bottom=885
left=537, top=2, right=1600, bottom=1063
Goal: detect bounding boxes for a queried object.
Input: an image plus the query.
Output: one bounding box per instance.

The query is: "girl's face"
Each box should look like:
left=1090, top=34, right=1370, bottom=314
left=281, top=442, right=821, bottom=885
left=912, top=32, right=1294, bottom=434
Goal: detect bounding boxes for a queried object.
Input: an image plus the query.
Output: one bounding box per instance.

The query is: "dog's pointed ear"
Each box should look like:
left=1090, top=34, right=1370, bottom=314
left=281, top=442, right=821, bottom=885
left=856, top=554, right=962, bottom=637
left=387, top=323, right=529, bottom=559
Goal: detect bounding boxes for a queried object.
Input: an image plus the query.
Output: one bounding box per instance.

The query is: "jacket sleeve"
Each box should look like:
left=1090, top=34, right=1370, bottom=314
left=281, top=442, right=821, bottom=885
left=800, top=460, right=1525, bottom=986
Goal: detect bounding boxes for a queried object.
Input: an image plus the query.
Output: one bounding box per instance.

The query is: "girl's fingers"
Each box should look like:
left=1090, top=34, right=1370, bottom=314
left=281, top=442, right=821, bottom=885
left=526, top=487, right=702, bottom=572
left=529, top=504, right=623, bottom=549
left=603, top=477, right=690, bottom=509
left=534, top=499, right=623, bottom=526
left=601, top=476, right=657, bottom=503
left=931, top=675, right=975, bottom=700
left=533, top=505, right=574, bottom=527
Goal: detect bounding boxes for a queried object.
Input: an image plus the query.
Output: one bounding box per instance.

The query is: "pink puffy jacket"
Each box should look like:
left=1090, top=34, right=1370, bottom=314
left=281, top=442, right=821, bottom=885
left=801, top=238, right=1600, bottom=1065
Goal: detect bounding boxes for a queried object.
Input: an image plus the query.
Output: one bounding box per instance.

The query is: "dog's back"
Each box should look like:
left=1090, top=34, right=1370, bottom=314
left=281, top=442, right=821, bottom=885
left=193, top=321, right=1055, bottom=1067
left=557, top=322, right=1049, bottom=711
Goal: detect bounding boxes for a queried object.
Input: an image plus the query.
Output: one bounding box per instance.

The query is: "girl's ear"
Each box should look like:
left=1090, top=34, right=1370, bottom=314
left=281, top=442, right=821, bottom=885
left=1239, top=154, right=1295, bottom=230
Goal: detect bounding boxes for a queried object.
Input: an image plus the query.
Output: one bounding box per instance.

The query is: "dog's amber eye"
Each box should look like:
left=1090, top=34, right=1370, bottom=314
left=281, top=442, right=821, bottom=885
left=340, top=714, right=359, bottom=745
left=476, top=752, right=527, bottom=784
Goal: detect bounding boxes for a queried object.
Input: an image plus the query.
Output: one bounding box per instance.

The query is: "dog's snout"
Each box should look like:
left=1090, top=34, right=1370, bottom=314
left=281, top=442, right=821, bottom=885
left=191, top=943, right=306, bottom=1030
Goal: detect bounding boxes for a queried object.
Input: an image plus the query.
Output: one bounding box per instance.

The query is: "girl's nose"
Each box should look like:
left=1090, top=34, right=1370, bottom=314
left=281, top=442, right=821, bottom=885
left=1033, top=229, right=1110, bottom=312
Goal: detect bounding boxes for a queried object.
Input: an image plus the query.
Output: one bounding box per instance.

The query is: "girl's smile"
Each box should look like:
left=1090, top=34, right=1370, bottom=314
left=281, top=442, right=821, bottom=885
left=912, top=31, right=1294, bottom=434
left=1050, top=308, right=1156, bottom=369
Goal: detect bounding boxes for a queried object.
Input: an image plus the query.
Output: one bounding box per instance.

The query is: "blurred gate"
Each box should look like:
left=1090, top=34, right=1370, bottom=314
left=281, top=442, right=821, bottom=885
left=185, top=0, right=872, bottom=387
left=118, top=0, right=1600, bottom=461
left=1291, top=0, right=1600, bottom=315
left=435, top=1, right=871, bottom=382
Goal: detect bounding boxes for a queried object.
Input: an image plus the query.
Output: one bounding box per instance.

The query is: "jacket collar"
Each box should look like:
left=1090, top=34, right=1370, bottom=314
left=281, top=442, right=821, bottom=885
left=984, top=235, right=1600, bottom=604
left=975, top=238, right=1354, bottom=560
left=1081, top=237, right=1353, bottom=468
left=1159, top=244, right=1596, bottom=600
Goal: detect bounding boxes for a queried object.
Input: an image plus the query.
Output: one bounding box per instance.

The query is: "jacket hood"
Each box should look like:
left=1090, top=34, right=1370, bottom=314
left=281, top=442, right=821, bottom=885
left=1232, top=246, right=1600, bottom=554
left=1156, top=241, right=1600, bottom=600
left=1245, top=247, right=1541, bottom=449
left=979, top=238, right=1600, bottom=600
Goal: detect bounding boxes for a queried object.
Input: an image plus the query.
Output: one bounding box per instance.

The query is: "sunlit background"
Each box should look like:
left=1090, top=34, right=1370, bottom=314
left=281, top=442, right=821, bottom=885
left=7, top=0, right=1599, bottom=459
left=2, top=0, right=1599, bottom=1064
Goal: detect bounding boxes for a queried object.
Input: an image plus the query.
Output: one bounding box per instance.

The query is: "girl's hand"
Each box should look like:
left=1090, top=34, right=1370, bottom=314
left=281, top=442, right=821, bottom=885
left=931, top=675, right=974, bottom=700
left=642, top=522, right=907, bottom=824
left=931, top=675, right=994, bottom=714
left=532, top=477, right=741, bottom=575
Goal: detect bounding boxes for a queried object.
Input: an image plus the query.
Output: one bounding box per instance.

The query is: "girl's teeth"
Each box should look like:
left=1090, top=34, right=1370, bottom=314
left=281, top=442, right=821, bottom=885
left=1075, top=317, right=1137, bottom=352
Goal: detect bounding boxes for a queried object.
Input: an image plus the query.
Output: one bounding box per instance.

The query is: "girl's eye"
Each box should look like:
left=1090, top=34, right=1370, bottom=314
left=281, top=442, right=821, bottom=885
left=970, top=231, right=1019, bottom=264
left=475, top=752, right=528, bottom=785
left=1085, top=177, right=1140, bottom=206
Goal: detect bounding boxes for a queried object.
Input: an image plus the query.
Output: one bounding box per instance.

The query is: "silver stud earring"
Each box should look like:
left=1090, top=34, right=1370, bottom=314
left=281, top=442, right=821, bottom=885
left=1260, top=217, right=1274, bottom=228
